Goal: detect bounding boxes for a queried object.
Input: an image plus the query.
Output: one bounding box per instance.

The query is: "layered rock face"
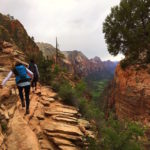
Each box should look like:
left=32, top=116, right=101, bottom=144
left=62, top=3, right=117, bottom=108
left=0, top=13, right=39, bottom=53
left=63, top=51, right=117, bottom=79
left=36, top=42, right=56, bottom=59
left=109, top=64, right=150, bottom=122
left=37, top=42, right=74, bottom=75
left=0, top=42, right=95, bottom=150
left=63, top=51, right=91, bottom=76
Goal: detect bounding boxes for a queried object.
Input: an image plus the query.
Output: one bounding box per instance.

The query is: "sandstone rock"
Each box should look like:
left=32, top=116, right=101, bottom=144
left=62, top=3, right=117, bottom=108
left=39, top=139, right=55, bottom=150
left=0, top=104, right=6, bottom=111
left=78, top=119, right=91, bottom=129
left=4, top=110, right=9, bottom=120
left=0, top=67, right=9, bottom=72
left=47, top=97, right=55, bottom=102
left=0, top=88, right=11, bottom=102
left=41, top=121, right=83, bottom=136
left=45, top=111, right=76, bottom=117
left=45, top=132, right=82, bottom=142
left=8, top=105, right=16, bottom=118
left=41, top=87, right=57, bottom=98
left=37, top=114, right=45, bottom=120
left=2, top=48, right=13, bottom=54
left=52, top=115, right=78, bottom=124
left=0, top=126, right=4, bottom=147
left=40, top=100, right=50, bottom=107
left=58, top=145, right=78, bottom=150
left=34, top=89, right=41, bottom=95
left=6, top=110, right=40, bottom=150
left=51, top=137, right=75, bottom=146
left=55, top=103, right=77, bottom=110
left=85, top=130, right=95, bottom=139
left=108, top=64, right=150, bottom=122
left=50, top=106, right=78, bottom=115
left=2, top=41, right=12, bottom=48
left=42, top=96, right=55, bottom=102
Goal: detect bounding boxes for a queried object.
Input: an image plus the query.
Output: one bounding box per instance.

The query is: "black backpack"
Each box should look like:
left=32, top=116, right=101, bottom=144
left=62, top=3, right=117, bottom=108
left=29, top=63, right=38, bottom=79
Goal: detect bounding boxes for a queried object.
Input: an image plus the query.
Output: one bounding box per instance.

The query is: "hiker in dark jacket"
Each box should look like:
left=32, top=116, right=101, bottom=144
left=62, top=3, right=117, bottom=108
left=0, top=62, right=33, bottom=114
left=28, top=59, right=40, bottom=92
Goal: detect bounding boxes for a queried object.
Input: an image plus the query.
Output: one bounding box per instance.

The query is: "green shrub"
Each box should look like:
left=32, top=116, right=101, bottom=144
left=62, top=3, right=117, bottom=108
left=53, top=64, right=61, bottom=76
left=51, top=81, right=60, bottom=92
left=120, top=59, right=130, bottom=69
left=0, top=26, right=11, bottom=42
left=1, top=121, right=7, bottom=133
left=100, top=117, right=144, bottom=150
left=75, top=80, right=87, bottom=97
left=86, top=137, right=100, bottom=150
left=58, top=82, right=75, bottom=105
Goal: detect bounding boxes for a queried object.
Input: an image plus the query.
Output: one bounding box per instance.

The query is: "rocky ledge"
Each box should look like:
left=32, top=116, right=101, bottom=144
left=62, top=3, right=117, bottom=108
left=0, top=41, right=95, bottom=150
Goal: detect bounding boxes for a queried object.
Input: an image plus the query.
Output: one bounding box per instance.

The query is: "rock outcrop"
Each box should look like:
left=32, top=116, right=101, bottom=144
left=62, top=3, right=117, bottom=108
left=108, top=64, right=150, bottom=123
left=0, top=13, right=39, bottom=53
left=0, top=41, right=95, bottom=150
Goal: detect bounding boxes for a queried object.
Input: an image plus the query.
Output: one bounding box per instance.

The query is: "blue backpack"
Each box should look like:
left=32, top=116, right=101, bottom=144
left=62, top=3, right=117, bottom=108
left=14, top=65, right=31, bottom=84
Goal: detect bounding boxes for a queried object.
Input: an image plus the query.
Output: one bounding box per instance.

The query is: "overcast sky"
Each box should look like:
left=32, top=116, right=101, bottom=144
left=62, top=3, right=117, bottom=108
left=0, top=0, right=123, bottom=61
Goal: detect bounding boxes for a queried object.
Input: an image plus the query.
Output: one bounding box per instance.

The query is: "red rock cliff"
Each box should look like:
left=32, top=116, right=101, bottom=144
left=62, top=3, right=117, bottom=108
left=0, top=13, right=39, bottom=53
left=109, top=64, right=150, bottom=122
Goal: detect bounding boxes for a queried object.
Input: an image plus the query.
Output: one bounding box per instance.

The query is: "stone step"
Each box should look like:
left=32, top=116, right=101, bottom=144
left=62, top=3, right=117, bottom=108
left=39, top=139, right=56, bottom=150
left=51, top=115, right=78, bottom=124
left=51, top=137, right=75, bottom=147
left=41, top=121, right=83, bottom=136
left=44, top=111, right=76, bottom=117
left=45, top=132, right=82, bottom=142
left=58, top=145, right=78, bottom=150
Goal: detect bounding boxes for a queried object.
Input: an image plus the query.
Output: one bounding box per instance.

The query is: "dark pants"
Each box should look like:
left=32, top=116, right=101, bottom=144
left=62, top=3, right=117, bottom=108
left=31, top=80, right=37, bottom=88
left=18, top=85, right=30, bottom=110
left=31, top=77, right=38, bottom=89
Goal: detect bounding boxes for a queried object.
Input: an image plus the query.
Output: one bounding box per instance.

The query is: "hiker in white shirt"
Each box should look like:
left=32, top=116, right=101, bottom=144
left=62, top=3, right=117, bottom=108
left=0, top=62, right=33, bottom=115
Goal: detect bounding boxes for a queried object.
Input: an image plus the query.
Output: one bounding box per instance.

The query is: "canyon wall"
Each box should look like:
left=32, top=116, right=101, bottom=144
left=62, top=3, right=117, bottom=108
left=108, top=64, right=150, bottom=123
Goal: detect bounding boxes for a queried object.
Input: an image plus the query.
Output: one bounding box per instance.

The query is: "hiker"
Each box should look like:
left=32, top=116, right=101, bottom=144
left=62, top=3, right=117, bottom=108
left=28, top=59, right=40, bottom=92
left=0, top=62, right=33, bottom=114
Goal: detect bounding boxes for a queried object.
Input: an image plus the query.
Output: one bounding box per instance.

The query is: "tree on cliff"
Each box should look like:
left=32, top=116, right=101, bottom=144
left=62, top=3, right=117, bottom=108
left=103, top=0, right=150, bottom=63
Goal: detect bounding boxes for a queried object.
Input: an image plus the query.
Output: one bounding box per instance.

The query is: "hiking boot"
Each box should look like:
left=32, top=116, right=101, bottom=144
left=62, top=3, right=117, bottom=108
left=25, top=109, right=30, bottom=115
left=21, top=101, right=25, bottom=108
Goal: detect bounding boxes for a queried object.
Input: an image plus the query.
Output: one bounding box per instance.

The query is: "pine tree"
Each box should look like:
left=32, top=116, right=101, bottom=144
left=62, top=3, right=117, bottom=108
left=103, top=0, right=150, bottom=62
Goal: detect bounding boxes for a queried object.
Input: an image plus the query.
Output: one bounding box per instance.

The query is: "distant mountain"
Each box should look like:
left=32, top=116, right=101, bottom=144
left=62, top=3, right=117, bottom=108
left=37, top=42, right=118, bottom=80
left=36, top=42, right=57, bottom=59
left=63, top=50, right=90, bottom=76
left=63, top=51, right=118, bottom=80
left=87, top=57, right=118, bottom=80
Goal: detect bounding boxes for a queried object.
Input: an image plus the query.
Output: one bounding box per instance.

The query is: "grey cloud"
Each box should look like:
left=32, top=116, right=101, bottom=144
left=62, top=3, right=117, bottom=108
left=0, top=0, right=122, bottom=61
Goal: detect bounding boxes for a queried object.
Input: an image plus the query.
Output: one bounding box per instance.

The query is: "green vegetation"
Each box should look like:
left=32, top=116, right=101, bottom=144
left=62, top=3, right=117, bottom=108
left=100, top=117, right=144, bottom=150
left=55, top=78, right=144, bottom=150
left=103, top=0, right=150, bottom=67
left=0, top=25, right=11, bottom=42
left=1, top=121, right=7, bottom=133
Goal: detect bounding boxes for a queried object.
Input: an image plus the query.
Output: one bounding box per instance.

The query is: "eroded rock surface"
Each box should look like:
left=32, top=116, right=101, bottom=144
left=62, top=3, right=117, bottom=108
left=108, top=64, right=150, bottom=122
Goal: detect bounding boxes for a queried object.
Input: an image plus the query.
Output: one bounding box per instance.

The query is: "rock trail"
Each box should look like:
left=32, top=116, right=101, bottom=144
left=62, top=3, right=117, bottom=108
left=0, top=41, right=95, bottom=150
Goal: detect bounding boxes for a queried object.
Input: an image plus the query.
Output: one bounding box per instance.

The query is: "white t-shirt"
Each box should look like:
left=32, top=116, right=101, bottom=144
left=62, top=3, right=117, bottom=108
left=1, top=68, right=33, bottom=87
